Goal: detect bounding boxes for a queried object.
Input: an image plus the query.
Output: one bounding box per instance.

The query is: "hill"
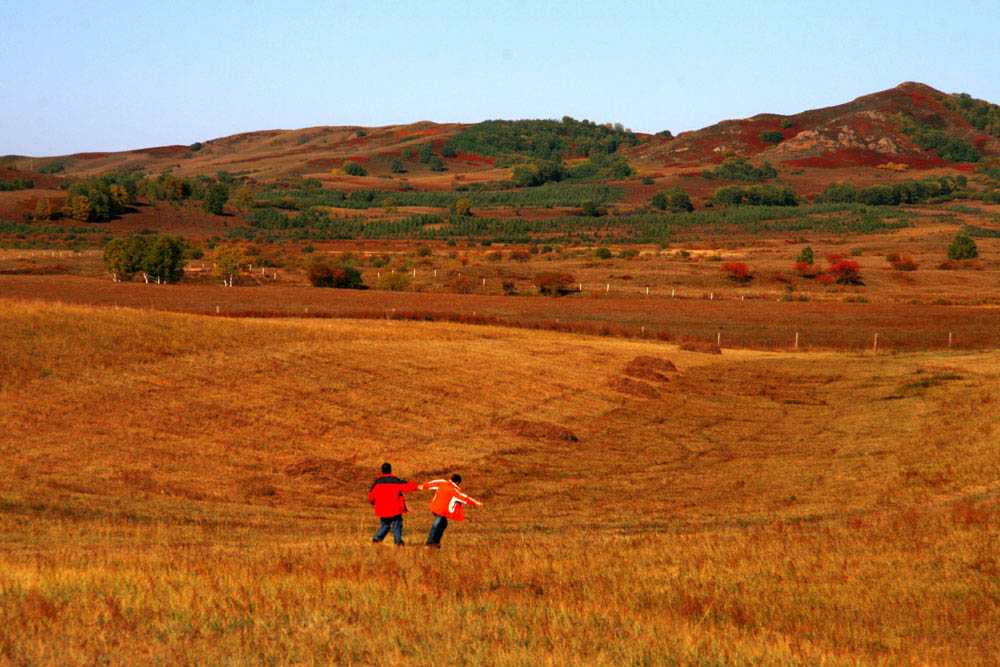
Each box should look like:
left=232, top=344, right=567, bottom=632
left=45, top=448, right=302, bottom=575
left=6, top=82, right=1000, bottom=181
left=1, top=300, right=998, bottom=663
left=638, top=82, right=1000, bottom=168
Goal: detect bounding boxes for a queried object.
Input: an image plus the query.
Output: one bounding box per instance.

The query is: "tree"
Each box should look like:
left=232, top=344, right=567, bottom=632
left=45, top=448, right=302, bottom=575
left=102, top=235, right=147, bottom=282
left=308, top=258, right=364, bottom=288
left=428, top=155, right=445, bottom=171
left=580, top=200, right=603, bottom=217
left=233, top=188, right=255, bottom=211
left=70, top=195, right=92, bottom=221
left=213, top=245, right=245, bottom=287
left=417, top=144, right=433, bottom=164
left=202, top=184, right=229, bottom=215
left=450, top=198, right=473, bottom=216
left=390, top=157, right=405, bottom=173
left=651, top=187, right=693, bottom=212
left=342, top=160, right=367, bottom=176
left=759, top=130, right=783, bottom=143
left=594, top=247, right=612, bottom=260
left=828, top=260, right=862, bottom=285
left=947, top=234, right=978, bottom=260
left=796, top=246, right=814, bottom=265
left=441, top=143, right=457, bottom=158
left=141, top=235, right=186, bottom=284
left=34, top=198, right=53, bottom=221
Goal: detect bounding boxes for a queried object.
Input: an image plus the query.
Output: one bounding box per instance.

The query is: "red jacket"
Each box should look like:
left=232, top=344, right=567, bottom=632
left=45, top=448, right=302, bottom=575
left=424, top=479, right=481, bottom=521
left=368, top=475, right=420, bottom=518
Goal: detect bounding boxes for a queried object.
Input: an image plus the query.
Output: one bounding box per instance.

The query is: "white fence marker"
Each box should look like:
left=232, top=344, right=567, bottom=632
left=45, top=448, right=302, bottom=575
left=795, top=332, right=799, bottom=349
left=717, top=331, right=721, bottom=346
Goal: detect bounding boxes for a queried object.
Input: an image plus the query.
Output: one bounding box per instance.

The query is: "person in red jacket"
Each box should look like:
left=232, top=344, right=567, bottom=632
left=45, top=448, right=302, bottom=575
left=423, top=473, right=481, bottom=548
left=368, top=462, right=422, bottom=546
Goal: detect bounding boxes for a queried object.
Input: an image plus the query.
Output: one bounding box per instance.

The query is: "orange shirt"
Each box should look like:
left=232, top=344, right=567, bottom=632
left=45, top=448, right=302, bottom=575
left=423, top=479, right=480, bottom=521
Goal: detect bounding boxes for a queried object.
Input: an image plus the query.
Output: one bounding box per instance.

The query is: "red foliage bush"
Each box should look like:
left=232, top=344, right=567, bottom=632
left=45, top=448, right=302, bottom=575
left=535, top=271, right=575, bottom=296
left=508, top=249, right=531, bottom=262
left=889, top=254, right=918, bottom=271
left=816, top=273, right=835, bottom=285
left=826, top=253, right=845, bottom=265
left=794, top=261, right=818, bottom=277
left=451, top=276, right=476, bottom=294
left=722, top=262, right=752, bottom=283
left=828, top=260, right=862, bottom=284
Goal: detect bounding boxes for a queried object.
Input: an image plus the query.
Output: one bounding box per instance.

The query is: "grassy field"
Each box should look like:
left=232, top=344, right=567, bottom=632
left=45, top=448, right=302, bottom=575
left=1, top=300, right=999, bottom=663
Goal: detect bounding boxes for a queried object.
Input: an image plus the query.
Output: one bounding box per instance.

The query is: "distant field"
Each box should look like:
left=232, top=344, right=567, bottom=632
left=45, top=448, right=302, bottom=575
left=2, top=274, right=1000, bottom=351
left=1, top=301, right=998, bottom=663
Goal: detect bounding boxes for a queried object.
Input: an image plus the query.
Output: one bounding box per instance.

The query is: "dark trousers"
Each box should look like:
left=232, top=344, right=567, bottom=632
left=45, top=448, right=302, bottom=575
left=373, top=515, right=404, bottom=545
left=426, top=514, right=448, bottom=546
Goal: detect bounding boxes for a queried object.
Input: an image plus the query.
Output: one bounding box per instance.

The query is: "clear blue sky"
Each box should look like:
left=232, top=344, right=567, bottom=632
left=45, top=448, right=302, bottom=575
left=2, top=0, right=998, bottom=156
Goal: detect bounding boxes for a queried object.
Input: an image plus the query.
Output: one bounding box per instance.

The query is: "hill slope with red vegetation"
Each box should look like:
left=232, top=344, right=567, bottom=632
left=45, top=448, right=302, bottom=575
left=634, top=82, right=1000, bottom=169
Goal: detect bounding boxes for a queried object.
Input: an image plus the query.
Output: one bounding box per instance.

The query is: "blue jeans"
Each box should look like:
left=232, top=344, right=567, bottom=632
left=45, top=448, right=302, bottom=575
left=373, top=515, right=404, bottom=545
left=426, top=514, right=448, bottom=546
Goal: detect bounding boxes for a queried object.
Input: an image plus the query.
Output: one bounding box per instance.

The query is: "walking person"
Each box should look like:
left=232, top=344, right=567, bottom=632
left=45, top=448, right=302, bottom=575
left=423, top=474, right=482, bottom=548
left=369, top=463, right=422, bottom=546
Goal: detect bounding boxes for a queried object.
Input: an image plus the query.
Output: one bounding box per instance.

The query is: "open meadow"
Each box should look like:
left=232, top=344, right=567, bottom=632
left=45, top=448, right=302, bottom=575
left=1, top=300, right=998, bottom=663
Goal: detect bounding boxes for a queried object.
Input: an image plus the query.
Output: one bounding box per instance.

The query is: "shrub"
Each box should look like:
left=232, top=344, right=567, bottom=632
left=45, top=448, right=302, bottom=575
left=401, top=148, right=415, bottom=160
left=213, top=245, right=245, bottom=286
left=416, top=246, right=432, bottom=257
left=817, top=182, right=857, bottom=203
left=233, top=188, right=255, bottom=211
left=828, top=260, right=862, bottom=284
left=793, top=261, right=817, bottom=277
left=382, top=197, right=397, bottom=212
left=619, top=248, right=639, bottom=259
left=759, top=130, right=784, bottom=143
left=594, top=247, right=613, bottom=260
left=780, top=118, right=793, bottom=129
left=376, top=271, right=411, bottom=291
left=580, top=200, right=603, bottom=217
left=342, top=160, right=367, bottom=176
left=702, top=157, right=777, bottom=182
left=441, top=144, right=457, bottom=158
left=486, top=251, right=503, bottom=261
left=817, top=273, right=835, bottom=285
left=715, top=184, right=797, bottom=207
left=428, top=155, right=445, bottom=171
left=501, top=277, right=517, bottom=294
left=796, top=246, right=814, bottom=265
left=390, top=157, right=405, bottom=173
left=417, top=144, right=433, bottom=163
left=722, top=261, right=752, bottom=283
left=39, top=161, right=64, bottom=174
left=535, top=271, right=574, bottom=296
left=651, top=187, right=693, bottom=212
left=451, top=275, right=475, bottom=293
left=509, top=249, right=531, bottom=262
left=886, top=252, right=917, bottom=271
left=947, top=235, right=978, bottom=260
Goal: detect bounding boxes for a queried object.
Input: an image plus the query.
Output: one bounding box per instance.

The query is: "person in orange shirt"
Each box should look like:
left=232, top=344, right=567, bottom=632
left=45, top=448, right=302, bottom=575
left=422, top=473, right=481, bottom=548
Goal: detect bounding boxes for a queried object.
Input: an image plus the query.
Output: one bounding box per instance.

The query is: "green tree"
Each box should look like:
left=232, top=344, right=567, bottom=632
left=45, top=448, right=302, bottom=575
left=202, top=184, right=229, bottom=215
left=450, top=198, right=473, bottom=216
left=70, top=195, right=92, bottom=221
left=213, top=245, right=245, bottom=286
left=417, top=144, right=433, bottom=164
left=342, top=160, right=367, bottom=176
left=102, top=235, right=147, bottom=282
left=759, top=130, right=783, bottom=143
left=947, top=235, right=978, bottom=260
left=428, top=155, right=445, bottom=171
left=390, top=157, right=405, bottom=173
left=141, top=235, right=187, bottom=284
left=796, top=246, right=814, bottom=265
left=651, top=187, right=693, bottom=212
left=376, top=271, right=411, bottom=291
left=441, top=143, right=457, bottom=158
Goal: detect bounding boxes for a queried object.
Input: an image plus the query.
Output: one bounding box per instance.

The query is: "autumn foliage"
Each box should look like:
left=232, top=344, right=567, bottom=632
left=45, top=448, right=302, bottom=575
left=722, top=262, right=752, bottom=283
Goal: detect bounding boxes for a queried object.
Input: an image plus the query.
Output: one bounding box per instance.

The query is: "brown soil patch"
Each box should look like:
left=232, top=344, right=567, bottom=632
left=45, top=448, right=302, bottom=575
left=284, top=457, right=367, bottom=483
left=607, top=377, right=660, bottom=398
left=503, top=418, right=579, bottom=443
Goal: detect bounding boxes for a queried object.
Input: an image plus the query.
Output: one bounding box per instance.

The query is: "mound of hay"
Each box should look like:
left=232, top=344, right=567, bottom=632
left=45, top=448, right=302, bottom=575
left=679, top=341, right=722, bottom=355
left=627, top=355, right=677, bottom=374
left=503, top=419, right=579, bottom=443
left=607, top=377, right=661, bottom=398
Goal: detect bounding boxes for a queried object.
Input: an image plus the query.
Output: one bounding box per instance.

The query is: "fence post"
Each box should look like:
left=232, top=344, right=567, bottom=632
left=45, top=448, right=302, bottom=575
left=795, top=332, right=799, bottom=349
left=948, top=332, right=953, bottom=347
left=606, top=283, right=610, bottom=292
left=717, top=331, right=721, bottom=347
left=873, top=333, right=878, bottom=352
left=646, top=286, right=649, bottom=296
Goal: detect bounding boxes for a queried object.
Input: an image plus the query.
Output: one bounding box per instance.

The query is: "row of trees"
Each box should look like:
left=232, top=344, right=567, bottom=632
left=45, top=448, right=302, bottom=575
left=941, top=93, right=1000, bottom=139
left=893, top=113, right=981, bottom=162
left=62, top=170, right=237, bottom=221
left=449, top=117, right=640, bottom=160
left=817, top=177, right=964, bottom=206
left=715, top=184, right=798, bottom=207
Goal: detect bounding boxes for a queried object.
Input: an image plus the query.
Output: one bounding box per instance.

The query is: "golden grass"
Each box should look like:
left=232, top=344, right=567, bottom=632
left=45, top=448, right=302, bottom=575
left=1, top=299, right=998, bottom=664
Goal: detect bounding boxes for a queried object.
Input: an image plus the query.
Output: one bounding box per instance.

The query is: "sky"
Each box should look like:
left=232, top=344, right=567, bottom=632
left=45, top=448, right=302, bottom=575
left=2, top=0, right=999, bottom=156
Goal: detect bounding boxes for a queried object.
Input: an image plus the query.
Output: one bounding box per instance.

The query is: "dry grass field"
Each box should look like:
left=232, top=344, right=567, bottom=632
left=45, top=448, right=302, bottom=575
left=2, top=299, right=998, bottom=663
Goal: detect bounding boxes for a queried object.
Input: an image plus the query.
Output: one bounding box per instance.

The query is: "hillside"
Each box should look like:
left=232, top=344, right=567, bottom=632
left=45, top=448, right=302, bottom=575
left=7, top=82, right=1000, bottom=181
left=1, top=300, right=998, bottom=663
left=639, top=82, right=1000, bottom=168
